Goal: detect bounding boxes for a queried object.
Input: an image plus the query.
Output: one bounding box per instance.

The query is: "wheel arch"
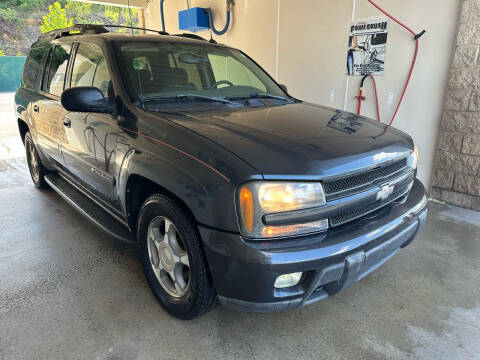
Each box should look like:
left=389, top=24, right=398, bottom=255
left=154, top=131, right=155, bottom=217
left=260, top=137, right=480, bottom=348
left=125, top=174, right=198, bottom=238
left=17, top=118, right=29, bottom=144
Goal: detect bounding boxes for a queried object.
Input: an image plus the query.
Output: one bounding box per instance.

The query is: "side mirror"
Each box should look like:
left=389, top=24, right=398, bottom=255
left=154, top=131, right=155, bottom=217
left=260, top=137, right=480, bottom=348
left=279, top=84, right=288, bottom=93
left=61, top=87, right=116, bottom=114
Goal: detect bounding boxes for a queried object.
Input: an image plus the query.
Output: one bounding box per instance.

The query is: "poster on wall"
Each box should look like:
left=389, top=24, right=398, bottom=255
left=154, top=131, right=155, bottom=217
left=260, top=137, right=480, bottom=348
left=347, top=18, right=389, bottom=76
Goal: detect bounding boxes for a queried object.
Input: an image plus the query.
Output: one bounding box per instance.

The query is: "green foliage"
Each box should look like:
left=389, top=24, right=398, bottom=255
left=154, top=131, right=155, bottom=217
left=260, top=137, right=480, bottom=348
left=0, top=8, right=17, bottom=22
left=0, top=0, right=139, bottom=41
left=18, top=0, right=45, bottom=12
left=65, top=1, right=91, bottom=24
left=121, top=7, right=138, bottom=26
left=0, top=0, right=45, bottom=13
left=103, top=5, right=139, bottom=29
left=41, top=2, right=72, bottom=33
left=104, top=6, right=119, bottom=24
left=0, top=50, right=6, bottom=56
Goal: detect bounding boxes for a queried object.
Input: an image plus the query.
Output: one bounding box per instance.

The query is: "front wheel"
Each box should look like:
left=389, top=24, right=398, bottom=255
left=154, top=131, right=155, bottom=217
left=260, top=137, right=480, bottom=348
left=24, top=131, right=47, bottom=189
left=137, top=194, right=216, bottom=319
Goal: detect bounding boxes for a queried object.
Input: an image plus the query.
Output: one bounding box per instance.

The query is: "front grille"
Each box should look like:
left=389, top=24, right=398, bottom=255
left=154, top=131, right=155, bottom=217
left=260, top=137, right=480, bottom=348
left=323, top=158, right=408, bottom=199
left=329, top=172, right=414, bottom=227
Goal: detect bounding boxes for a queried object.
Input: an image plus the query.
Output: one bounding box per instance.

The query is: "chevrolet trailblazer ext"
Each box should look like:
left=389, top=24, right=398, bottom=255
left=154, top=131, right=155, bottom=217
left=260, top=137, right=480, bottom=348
left=15, top=25, right=427, bottom=319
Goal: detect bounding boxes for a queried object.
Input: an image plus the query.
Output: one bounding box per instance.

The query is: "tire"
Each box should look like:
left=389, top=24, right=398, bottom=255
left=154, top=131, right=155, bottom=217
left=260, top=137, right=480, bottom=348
left=24, top=131, right=47, bottom=189
left=137, top=194, right=216, bottom=319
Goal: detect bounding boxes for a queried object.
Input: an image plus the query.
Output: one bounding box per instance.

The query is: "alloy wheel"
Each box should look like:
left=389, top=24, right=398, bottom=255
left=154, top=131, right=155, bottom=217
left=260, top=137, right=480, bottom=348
left=27, top=140, right=39, bottom=182
left=147, top=216, right=190, bottom=297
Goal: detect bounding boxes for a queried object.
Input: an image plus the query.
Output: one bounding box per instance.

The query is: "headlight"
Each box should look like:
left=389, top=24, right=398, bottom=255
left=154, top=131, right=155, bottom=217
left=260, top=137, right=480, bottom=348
left=238, top=182, right=328, bottom=239
left=407, top=145, right=419, bottom=169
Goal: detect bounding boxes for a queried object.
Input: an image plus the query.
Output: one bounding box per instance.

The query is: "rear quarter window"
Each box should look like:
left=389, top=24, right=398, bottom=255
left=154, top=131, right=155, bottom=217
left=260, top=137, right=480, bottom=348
left=42, top=44, right=71, bottom=96
left=22, top=42, right=48, bottom=90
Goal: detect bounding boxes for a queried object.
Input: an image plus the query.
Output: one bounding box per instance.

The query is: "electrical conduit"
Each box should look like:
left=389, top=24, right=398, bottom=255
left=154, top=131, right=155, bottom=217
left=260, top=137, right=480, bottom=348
left=206, top=0, right=232, bottom=36
left=160, top=0, right=166, bottom=33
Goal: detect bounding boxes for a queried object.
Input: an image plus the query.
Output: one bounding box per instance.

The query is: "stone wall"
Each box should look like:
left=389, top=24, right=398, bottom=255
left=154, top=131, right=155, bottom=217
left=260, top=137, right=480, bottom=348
left=432, top=0, right=480, bottom=210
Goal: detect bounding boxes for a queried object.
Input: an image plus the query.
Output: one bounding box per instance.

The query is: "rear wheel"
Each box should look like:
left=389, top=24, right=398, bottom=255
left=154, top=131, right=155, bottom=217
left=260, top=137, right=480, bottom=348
left=25, top=131, right=47, bottom=189
left=137, top=194, right=216, bottom=319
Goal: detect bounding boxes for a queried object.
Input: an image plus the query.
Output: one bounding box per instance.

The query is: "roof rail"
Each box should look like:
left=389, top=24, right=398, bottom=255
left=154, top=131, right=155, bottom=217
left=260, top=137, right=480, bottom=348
left=39, top=24, right=222, bottom=44
left=102, top=24, right=169, bottom=35
left=174, top=33, right=206, bottom=41
left=40, top=24, right=109, bottom=39
left=39, top=23, right=170, bottom=40
left=172, top=33, right=217, bottom=43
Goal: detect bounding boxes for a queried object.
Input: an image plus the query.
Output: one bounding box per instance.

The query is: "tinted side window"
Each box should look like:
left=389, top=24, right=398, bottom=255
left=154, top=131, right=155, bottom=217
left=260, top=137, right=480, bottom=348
left=42, top=44, right=71, bottom=96
left=22, top=42, right=47, bottom=89
left=71, top=43, right=112, bottom=97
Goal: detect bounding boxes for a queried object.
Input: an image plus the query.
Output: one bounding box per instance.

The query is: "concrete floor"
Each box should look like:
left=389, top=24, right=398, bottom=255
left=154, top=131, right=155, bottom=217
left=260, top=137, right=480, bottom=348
left=1, top=92, right=480, bottom=360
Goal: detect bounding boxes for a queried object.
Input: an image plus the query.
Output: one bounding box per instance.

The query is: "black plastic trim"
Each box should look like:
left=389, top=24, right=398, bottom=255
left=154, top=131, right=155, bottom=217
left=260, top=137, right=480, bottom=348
left=45, top=173, right=134, bottom=244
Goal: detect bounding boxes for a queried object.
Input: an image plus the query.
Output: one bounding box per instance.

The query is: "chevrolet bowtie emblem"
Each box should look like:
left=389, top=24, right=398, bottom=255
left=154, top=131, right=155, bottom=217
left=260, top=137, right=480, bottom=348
left=377, top=184, right=395, bottom=201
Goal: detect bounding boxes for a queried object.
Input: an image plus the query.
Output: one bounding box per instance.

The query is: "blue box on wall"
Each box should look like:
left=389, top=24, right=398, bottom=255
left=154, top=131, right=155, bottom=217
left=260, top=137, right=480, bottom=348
left=178, top=7, right=210, bottom=32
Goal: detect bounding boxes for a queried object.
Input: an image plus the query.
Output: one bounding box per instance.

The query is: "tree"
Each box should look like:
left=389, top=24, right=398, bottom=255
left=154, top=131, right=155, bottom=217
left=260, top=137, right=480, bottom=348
left=41, top=2, right=72, bottom=33
left=0, top=50, right=6, bottom=56
left=65, top=0, right=91, bottom=24
left=104, top=6, right=119, bottom=24
left=18, top=0, right=45, bottom=12
left=0, top=8, right=17, bottom=22
left=121, top=7, right=138, bottom=26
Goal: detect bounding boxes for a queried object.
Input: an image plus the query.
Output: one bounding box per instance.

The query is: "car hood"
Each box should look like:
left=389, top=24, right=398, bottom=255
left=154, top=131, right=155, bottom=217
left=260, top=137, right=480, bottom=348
left=155, top=102, right=413, bottom=179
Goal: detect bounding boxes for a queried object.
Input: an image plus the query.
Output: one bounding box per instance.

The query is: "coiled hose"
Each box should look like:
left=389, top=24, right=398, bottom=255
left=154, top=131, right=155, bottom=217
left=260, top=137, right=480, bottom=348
left=206, top=0, right=232, bottom=36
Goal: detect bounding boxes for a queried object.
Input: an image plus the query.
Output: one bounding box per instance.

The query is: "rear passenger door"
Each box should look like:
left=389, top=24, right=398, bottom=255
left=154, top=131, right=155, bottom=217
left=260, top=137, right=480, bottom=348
left=16, top=40, right=48, bottom=151
left=34, top=43, right=72, bottom=165
left=63, top=42, right=121, bottom=211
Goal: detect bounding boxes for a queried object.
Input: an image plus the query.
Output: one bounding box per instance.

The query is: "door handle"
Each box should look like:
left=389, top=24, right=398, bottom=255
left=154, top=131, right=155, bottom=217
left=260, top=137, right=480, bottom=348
left=33, top=105, right=39, bottom=112
left=63, top=118, right=71, bottom=128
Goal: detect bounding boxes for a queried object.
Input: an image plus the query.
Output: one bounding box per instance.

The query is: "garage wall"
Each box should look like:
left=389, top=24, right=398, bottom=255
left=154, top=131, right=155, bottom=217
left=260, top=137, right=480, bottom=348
left=431, top=0, right=480, bottom=211
left=144, top=0, right=462, bottom=189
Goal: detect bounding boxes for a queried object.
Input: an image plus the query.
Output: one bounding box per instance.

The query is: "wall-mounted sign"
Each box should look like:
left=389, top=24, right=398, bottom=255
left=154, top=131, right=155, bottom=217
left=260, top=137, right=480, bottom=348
left=347, top=18, right=389, bottom=76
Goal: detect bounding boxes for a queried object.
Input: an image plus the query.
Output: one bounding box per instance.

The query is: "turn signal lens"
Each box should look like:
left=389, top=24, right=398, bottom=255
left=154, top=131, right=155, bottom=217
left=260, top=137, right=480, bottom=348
left=262, top=219, right=329, bottom=238
left=239, top=187, right=254, bottom=232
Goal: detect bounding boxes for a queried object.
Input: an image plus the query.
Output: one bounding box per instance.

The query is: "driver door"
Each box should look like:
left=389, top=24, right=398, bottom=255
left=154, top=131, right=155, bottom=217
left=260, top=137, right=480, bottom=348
left=62, top=42, right=120, bottom=210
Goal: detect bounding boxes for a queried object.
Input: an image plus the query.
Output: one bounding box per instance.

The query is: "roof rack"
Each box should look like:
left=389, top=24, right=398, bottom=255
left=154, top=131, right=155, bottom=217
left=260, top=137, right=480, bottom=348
left=102, top=24, right=169, bottom=35
left=39, top=24, right=219, bottom=44
left=40, top=24, right=108, bottom=39
left=173, top=33, right=217, bottom=43
left=40, top=23, right=170, bottom=39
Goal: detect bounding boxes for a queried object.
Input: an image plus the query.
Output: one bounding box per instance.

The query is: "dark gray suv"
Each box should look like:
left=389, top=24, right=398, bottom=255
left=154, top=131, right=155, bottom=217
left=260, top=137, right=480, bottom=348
left=15, top=24, right=427, bottom=319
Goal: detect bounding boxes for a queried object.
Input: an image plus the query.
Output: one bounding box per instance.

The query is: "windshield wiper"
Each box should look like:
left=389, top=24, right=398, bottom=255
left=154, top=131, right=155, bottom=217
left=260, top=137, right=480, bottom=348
left=227, top=92, right=289, bottom=101
left=143, top=94, right=234, bottom=104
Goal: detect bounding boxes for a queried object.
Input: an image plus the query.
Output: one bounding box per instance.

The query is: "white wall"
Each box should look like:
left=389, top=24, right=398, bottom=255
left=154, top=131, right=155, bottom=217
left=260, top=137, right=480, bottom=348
left=143, top=0, right=462, bottom=189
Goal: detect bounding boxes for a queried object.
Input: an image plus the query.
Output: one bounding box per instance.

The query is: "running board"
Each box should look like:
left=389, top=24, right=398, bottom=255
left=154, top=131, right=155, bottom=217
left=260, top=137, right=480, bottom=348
left=45, top=173, right=134, bottom=244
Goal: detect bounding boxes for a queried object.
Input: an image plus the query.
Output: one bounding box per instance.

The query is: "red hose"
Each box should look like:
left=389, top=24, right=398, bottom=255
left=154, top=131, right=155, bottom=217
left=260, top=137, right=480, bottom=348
left=367, top=0, right=421, bottom=126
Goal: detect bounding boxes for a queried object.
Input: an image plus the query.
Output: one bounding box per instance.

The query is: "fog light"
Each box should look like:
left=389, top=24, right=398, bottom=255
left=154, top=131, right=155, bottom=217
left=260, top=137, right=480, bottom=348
left=274, top=272, right=303, bottom=288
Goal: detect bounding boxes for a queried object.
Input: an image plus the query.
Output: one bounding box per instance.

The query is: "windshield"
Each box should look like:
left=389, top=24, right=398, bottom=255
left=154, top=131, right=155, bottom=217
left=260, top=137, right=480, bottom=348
left=115, top=40, right=288, bottom=103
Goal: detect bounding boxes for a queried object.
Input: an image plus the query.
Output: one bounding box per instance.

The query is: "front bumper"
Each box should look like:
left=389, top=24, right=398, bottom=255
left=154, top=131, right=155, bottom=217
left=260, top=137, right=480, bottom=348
left=199, top=179, right=428, bottom=312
